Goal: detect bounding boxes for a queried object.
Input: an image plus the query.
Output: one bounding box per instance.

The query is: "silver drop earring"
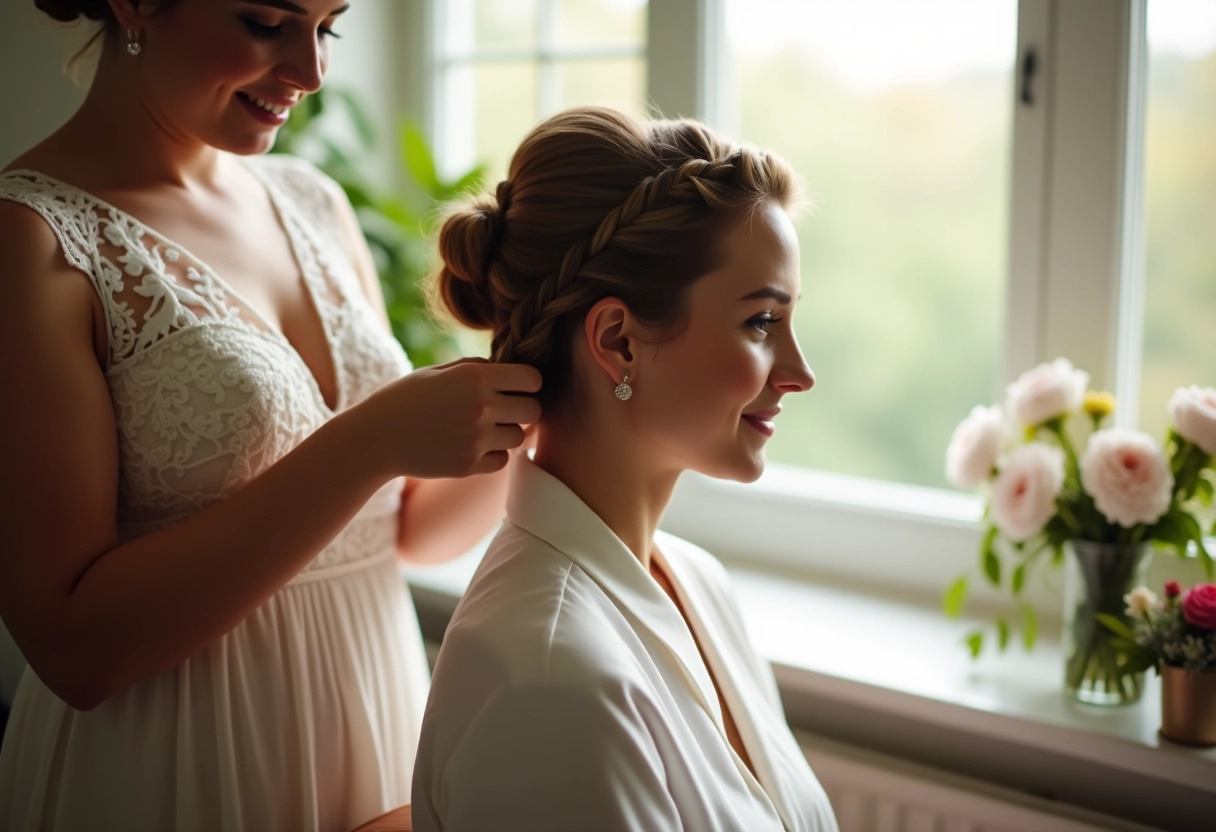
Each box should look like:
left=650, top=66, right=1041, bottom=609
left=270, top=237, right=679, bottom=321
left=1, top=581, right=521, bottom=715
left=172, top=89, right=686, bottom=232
left=126, top=30, right=142, bottom=56
left=614, top=372, right=633, bottom=401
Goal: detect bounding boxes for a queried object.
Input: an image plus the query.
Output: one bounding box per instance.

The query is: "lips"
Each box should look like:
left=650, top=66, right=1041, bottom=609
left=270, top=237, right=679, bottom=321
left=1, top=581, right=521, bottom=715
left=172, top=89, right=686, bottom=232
left=742, top=408, right=780, bottom=437
left=236, top=91, right=295, bottom=125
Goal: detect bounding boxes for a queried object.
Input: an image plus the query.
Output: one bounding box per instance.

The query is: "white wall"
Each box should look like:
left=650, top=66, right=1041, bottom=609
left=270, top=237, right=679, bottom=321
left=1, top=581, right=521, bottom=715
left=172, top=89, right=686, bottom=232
left=0, top=4, right=95, bottom=167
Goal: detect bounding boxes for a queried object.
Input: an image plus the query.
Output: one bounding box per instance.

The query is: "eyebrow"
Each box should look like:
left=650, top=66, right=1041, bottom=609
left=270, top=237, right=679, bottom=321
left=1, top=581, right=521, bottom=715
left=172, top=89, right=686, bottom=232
left=739, top=287, right=793, bottom=305
left=242, top=0, right=350, bottom=15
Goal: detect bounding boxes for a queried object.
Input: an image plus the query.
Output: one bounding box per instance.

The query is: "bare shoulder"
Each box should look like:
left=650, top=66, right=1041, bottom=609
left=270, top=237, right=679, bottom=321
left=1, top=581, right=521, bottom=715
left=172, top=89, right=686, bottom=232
left=0, top=196, right=105, bottom=359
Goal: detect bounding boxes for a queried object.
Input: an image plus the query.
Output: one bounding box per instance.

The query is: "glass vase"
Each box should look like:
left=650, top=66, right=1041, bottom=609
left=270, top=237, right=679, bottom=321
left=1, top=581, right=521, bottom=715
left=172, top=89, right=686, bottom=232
left=1062, top=539, right=1152, bottom=706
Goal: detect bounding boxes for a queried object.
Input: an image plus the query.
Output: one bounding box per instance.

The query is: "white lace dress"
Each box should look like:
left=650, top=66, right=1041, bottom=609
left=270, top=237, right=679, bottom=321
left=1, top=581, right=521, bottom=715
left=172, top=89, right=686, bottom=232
left=0, top=156, right=430, bottom=832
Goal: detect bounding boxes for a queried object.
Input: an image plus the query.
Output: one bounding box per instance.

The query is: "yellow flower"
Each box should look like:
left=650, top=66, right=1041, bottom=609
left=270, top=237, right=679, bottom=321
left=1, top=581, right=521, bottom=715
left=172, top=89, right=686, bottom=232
left=1083, top=391, right=1116, bottom=420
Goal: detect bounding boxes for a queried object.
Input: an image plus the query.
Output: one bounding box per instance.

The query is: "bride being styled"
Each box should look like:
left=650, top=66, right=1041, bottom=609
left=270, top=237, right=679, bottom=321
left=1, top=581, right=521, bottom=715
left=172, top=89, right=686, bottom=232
left=411, top=106, right=839, bottom=832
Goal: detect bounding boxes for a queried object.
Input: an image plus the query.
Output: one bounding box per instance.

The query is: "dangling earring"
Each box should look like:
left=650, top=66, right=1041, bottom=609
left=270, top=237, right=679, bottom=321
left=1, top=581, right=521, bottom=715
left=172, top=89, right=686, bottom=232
left=126, top=30, right=142, bottom=57
left=614, top=372, right=633, bottom=401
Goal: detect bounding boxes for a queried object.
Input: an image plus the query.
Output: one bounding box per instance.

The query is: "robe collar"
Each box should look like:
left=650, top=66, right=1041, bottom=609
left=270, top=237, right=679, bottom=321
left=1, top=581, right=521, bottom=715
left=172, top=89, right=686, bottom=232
left=505, top=455, right=724, bottom=728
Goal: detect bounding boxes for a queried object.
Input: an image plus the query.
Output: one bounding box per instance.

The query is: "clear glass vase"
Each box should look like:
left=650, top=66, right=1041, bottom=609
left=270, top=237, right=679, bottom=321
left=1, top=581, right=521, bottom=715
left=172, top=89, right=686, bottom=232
left=1062, top=540, right=1152, bottom=706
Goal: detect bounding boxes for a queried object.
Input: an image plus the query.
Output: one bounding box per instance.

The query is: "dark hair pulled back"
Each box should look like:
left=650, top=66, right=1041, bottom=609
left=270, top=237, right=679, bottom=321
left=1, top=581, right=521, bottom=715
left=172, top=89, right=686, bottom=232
left=35, top=0, right=115, bottom=24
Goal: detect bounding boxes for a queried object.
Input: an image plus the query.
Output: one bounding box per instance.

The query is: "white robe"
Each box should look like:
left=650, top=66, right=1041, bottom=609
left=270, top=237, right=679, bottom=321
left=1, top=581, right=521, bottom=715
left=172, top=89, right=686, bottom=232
left=412, top=457, right=838, bottom=831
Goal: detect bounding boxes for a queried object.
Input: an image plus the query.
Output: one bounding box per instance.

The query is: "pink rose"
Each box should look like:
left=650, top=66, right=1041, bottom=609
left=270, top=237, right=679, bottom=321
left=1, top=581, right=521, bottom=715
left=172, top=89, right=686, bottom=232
left=1005, top=358, right=1089, bottom=428
left=946, top=405, right=1008, bottom=490
left=1182, top=584, right=1216, bottom=630
left=1168, top=385, right=1216, bottom=455
left=989, top=443, right=1064, bottom=541
left=1079, top=429, right=1173, bottom=527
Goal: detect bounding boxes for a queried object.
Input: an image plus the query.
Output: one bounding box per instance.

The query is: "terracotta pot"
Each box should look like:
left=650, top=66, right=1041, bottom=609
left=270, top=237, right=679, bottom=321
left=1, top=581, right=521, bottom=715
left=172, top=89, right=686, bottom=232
left=1159, top=665, right=1216, bottom=747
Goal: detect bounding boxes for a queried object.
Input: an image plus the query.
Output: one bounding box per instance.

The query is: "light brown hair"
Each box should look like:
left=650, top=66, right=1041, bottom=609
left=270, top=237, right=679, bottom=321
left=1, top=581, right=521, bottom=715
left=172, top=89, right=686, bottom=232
left=433, top=106, right=801, bottom=405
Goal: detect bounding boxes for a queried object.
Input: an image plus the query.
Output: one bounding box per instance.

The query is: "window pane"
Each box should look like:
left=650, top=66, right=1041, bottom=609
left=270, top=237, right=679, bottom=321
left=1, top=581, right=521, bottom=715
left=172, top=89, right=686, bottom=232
left=466, top=0, right=538, bottom=52
left=556, top=57, right=647, bottom=114
left=553, top=0, right=646, bottom=49
left=473, top=63, right=542, bottom=180
left=725, top=0, right=1016, bottom=488
left=1138, top=1, right=1216, bottom=438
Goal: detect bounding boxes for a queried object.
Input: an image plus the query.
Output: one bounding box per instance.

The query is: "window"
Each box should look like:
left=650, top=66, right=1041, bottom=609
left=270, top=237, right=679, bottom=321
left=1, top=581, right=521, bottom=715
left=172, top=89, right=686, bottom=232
left=1136, top=1, right=1216, bottom=439
left=417, top=0, right=1210, bottom=603
left=432, top=0, right=648, bottom=183
left=722, top=0, right=1018, bottom=490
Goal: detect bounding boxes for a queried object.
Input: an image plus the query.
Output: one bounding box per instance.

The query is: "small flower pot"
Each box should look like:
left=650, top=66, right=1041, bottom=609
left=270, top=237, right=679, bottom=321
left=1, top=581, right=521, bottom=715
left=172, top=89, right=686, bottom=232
left=1159, top=664, right=1216, bottom=747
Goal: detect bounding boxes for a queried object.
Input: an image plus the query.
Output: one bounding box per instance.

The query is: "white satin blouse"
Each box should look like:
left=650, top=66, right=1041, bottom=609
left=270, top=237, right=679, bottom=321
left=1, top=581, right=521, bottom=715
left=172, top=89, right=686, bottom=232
left=412, top=456, right=839, bottom=831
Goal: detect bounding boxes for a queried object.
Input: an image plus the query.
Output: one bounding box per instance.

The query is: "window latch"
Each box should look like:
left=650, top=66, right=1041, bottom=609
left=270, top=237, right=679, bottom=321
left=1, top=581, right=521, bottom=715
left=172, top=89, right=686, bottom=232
left=1020, top=48, right=1038, bottom=105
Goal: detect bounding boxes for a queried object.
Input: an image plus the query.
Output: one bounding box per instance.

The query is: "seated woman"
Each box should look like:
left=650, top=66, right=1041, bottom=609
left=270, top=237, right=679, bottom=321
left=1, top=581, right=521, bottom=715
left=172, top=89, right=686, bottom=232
left=412, top=106, right=839, bottom=832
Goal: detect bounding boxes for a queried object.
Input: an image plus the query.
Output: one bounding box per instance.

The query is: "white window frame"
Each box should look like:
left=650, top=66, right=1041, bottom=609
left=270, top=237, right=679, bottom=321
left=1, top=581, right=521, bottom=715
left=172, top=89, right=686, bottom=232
left=427, top=0, right=646, bottom=179
left=415, top=0, right=1177, bottom=610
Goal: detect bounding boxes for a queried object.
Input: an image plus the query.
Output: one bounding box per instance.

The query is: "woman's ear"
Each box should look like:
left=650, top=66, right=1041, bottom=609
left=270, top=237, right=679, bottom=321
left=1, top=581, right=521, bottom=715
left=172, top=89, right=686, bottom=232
left=583, top=297, right=636, bottom=386
left=105, top=0, right=146, bottom=29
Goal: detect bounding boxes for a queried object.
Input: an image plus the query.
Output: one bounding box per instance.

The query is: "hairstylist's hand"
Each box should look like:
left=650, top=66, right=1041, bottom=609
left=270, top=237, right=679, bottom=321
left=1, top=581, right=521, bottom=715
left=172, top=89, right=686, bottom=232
left=361, top=357, right=542, bottom=478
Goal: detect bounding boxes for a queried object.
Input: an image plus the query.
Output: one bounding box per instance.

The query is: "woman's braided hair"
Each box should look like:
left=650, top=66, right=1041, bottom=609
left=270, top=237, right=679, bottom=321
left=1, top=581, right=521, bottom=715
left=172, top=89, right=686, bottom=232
left=434, top=106, right=800, bottom=405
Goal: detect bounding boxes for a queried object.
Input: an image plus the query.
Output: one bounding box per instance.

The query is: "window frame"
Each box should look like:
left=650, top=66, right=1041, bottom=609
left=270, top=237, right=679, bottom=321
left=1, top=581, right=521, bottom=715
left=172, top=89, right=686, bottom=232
left=418, top=0, right=1187, bottom=609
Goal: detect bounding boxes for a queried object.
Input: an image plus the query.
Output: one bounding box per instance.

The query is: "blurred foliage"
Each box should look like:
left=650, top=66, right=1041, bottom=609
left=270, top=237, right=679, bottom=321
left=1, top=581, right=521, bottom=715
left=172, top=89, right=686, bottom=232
left=271, top=86, right=487, bottom=368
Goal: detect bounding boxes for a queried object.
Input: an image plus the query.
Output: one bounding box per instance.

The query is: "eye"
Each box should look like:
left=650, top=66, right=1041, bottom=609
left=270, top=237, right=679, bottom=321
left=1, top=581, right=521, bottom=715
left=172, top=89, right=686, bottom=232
left=242, top=18, right=341, bottom=40
left=747, top=312, right=782, bottom=334
left=242, top=18, right=282, bottom=38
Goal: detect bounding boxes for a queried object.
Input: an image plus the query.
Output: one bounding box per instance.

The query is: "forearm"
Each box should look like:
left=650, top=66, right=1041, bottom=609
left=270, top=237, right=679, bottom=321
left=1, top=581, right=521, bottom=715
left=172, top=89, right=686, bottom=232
left=397, top=464, right=510, bottom=565
left=54, top=407, right=390, bottom=709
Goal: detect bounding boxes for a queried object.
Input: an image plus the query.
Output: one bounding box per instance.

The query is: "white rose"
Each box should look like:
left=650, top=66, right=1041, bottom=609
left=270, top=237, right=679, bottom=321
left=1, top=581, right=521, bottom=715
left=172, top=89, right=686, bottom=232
left=1005, top=358, right=1089, bottom=428
left=1080, top=429, right=1173, bottom=527
left=1168, top=385, right=1216, bottom=455
left=989, top=443, right=1065, bottom=541
left=946, top=405, right=1008, bottom=490
left=1124, top=586, right=1158, bottom=619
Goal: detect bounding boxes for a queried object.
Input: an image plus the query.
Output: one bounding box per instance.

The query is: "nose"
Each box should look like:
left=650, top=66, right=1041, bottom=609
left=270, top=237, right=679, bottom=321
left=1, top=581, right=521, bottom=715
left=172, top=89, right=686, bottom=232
left=276, top=34, right=326, bottom=93
left=772, top=333, right=815, bottom=393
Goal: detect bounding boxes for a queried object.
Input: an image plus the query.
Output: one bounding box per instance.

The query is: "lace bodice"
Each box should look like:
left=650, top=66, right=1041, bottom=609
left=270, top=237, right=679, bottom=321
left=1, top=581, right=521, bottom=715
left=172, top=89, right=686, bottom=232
left=0, top=156, right=411, bottom=571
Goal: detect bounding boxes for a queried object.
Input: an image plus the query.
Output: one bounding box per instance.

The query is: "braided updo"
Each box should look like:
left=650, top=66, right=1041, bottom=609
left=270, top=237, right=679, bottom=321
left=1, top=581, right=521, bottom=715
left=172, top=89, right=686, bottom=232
left=434, top=106, right=800, bottom=405
left=35, top=0, right=115, bottom=23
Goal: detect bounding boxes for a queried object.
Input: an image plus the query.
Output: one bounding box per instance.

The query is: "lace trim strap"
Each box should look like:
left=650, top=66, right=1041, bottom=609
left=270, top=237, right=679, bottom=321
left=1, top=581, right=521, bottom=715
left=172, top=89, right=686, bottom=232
left=0, top=172, right=118, bottom=360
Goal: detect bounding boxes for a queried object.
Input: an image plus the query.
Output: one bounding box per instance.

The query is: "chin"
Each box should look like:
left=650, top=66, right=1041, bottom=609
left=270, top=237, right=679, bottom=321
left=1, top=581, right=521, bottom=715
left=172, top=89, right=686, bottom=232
left=696, top=452, right=766, bottom=484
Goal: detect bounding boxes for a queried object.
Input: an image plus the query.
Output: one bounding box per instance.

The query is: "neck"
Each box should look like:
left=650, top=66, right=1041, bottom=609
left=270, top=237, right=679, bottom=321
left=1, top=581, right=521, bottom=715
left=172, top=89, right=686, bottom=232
left=532, top=409, right=679, bottom=572
left=52, top=41, right=222, bottom=190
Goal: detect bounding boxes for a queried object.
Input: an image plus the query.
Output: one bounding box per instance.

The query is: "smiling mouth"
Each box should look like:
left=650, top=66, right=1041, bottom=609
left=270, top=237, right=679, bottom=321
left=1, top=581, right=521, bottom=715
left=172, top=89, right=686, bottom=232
left=237, top=92, right=292, bottom=118
left=742, top=413, right=776, bottom=437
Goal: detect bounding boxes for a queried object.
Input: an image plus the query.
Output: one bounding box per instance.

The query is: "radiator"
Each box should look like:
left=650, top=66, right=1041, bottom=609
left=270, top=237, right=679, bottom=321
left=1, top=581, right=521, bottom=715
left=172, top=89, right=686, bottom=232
left=798, top=734, right=1154, bottom=832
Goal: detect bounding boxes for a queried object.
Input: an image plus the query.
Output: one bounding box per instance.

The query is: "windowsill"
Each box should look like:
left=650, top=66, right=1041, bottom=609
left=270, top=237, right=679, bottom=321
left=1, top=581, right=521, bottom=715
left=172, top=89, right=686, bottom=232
left=403, top=546, right=1216, bottom=831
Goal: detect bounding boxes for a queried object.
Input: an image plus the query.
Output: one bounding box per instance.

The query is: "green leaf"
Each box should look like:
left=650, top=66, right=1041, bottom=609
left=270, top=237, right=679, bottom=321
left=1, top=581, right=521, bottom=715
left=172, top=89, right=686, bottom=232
left=1096, top=612, right=1135, bottom=640
left=1011, top=562, right=1026, bottom=596
left=1195, top=473, right=1214, bottom=506
left=996, top=618, right=1010, bottom=651
left=981, top=526, right=1000, bottom=587
left=942, top=575, right=968, bottom=618
left=1050, top=543, right=1064, bottom=567
left=965, top=631, right=984, bottom=659
left=1121, top=652, right=1157, bottom=676
left=1021, top=604, right=1038, bottom=650
left=399, top=123, right=440, bottom=193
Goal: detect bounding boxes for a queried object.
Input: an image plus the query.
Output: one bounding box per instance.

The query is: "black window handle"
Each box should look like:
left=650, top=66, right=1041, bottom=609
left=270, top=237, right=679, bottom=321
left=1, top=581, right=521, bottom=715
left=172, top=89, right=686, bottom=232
left=1020, top=48, right=1038, bottom=105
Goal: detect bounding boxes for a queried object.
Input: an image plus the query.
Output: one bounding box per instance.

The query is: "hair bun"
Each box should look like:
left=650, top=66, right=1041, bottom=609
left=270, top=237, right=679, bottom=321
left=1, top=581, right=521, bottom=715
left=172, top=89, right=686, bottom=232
left=434, top=198, right=503, bottom=330
left=35, top=0, right=113, bottom=23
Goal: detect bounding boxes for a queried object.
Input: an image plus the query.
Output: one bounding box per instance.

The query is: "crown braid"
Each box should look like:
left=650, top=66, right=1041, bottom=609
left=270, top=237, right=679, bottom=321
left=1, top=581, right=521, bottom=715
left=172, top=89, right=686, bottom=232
left=493, top=154, right=743, bottom=365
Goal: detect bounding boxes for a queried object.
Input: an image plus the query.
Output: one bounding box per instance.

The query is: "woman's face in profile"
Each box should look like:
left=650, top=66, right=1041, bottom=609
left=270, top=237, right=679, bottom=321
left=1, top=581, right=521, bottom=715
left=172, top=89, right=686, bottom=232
left=630, top=201, right=815, bottom=483
left=133, top=0, right=347, bottom=154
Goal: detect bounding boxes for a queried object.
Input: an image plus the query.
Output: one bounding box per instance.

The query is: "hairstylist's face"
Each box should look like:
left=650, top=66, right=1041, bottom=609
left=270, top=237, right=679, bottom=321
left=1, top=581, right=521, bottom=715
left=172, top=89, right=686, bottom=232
left=129, top=0, right=347, bottom=154
left=631, top=202, right=815, bottom=483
